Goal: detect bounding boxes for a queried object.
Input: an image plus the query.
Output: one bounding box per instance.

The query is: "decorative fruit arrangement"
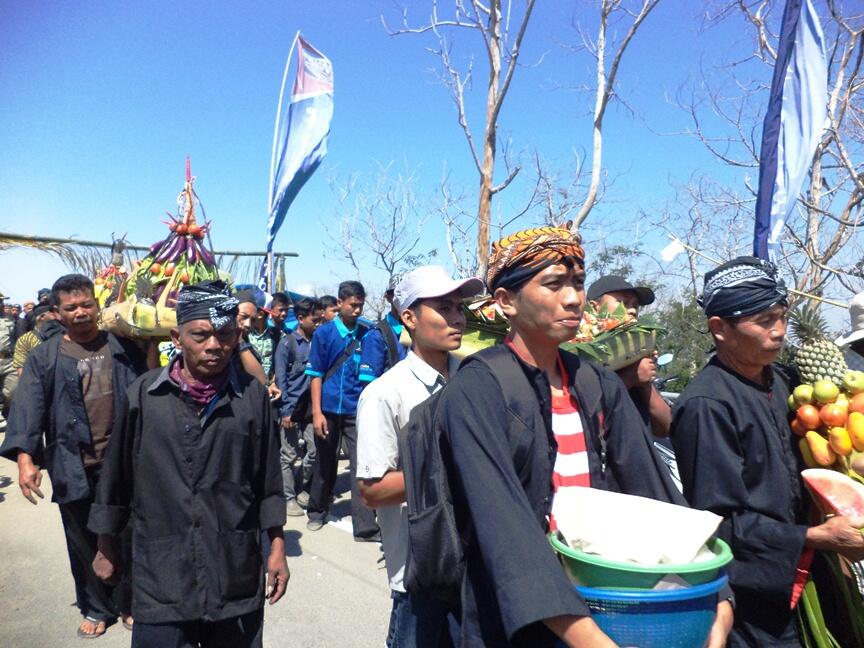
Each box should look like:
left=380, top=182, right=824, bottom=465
left=455, top=297, right=663, bottom=370
left=787, top=307, right=864, bottom=482
left=93, top=238, right=129, bottom=308
left=561, top=302, right=665, bottom=371
left=790, top=374, right=864, bottom=477
left=99, top=159, right=222, bottom=338
left=569, top=301, right=636, bottom=343
left=123, top=160, right=219, bottom=306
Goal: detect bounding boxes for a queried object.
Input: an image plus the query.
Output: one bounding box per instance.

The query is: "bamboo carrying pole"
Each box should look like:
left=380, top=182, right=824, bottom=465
left=0, top=231, right=299, bottom=259
left=668, top=235, right=849, bottom=309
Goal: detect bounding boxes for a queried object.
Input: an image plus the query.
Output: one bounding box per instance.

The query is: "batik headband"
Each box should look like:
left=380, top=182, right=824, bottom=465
left=698, top=256, right=788, bottom=318
left=176, top=280, right=239, bottom=330
left=487, top=226, right=585, bottom=291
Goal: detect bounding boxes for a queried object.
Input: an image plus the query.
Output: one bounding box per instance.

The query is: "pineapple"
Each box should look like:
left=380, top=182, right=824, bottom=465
left=789, top=305, right=848, bottom=385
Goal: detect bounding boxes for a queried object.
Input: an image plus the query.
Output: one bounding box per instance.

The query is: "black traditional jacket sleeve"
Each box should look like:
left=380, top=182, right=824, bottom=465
left=441, top=362, right=589, bottom=645
left=672, top=392, right=808, bottom=607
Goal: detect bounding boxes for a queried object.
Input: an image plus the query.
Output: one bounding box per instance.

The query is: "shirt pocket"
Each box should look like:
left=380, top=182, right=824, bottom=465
left=217, top=529, right=262, bottom=600
left=219, top=430, right=253, bottom=486
left=133, top=534, right=191, bottom=605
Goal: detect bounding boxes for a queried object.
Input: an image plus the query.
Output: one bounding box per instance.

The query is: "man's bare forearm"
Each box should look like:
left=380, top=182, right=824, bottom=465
left=359, top=471, right=405, bottom=508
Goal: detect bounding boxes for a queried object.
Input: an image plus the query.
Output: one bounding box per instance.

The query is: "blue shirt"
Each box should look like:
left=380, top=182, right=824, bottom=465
left=304, top=316, right=368, bottom=416
left=358, top=312, right=407, bottom=384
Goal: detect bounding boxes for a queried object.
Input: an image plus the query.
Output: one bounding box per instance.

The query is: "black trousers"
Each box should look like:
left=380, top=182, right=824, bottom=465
left=307, top=413, right=378, bottom=538
left=59, top=480, right=132, bottom=622
left=131, top=608, right=263, bottom=648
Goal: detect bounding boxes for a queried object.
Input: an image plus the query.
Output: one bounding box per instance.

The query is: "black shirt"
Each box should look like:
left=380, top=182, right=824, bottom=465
left=672, top=357, right=808, bottom=646
left=437, top=346, right=683, bottom=647
left=88, top=359, right=286, bottom=624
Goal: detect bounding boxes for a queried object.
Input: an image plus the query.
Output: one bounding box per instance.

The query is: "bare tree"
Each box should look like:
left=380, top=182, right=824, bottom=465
left=675, top=0, right=864, bottom=302
left=324, top=163, right=437, bottom=287
left=566, top=0, right=662, bottom=232
left=383, top=0, right=537, bottom=277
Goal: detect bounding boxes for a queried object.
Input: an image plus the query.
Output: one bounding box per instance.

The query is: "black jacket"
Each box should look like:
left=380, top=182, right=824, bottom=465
left=0, top=332, right=145, bottom=503
left=88, top=360, right=286, bottom=623
left=672, top=358, right=807, bottom=645
left=438, top=345, right=683, bottom=647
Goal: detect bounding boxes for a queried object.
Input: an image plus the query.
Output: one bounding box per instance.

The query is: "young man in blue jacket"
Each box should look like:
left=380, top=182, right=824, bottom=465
left=304, top=281, right=378, bottom=540
left=274, top=297, right=323, bottom=515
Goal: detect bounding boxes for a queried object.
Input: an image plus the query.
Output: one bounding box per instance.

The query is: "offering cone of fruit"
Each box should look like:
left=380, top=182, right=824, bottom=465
left=99, top=159, right=220, bottom=337
left=124, top=159, right=219, bottom=306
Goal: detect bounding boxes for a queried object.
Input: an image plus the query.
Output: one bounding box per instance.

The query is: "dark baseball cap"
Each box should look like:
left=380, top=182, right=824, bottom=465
left=586, top=275, right=655, bottom=306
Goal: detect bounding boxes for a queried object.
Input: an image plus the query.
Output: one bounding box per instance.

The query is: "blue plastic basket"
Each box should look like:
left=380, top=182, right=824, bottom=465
left=574, top=574, right=728, bottom=648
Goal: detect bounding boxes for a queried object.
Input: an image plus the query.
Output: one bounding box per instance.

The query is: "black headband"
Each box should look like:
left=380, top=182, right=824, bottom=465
left=176, top=280, right=239, bottom=330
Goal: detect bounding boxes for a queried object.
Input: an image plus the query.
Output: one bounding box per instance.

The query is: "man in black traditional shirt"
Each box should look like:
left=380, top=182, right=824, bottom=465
left=89, top=281, right=289, bottom=648
left=672, top=256, right=864, bottom=647
left=433, top=227, right=731, bottom=647
left=0, top=274, right=144, bottom=638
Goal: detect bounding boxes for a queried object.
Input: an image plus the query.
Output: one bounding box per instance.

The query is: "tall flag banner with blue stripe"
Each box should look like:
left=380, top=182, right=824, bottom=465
left=259, top=34, right=333, bottom=289
left=753, top=0, right=826, bottom=261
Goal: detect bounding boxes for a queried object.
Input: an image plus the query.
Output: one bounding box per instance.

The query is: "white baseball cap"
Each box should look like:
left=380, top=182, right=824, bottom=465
left=394, top=266, right=484, bottom=312
left=836, top=292, right=864, bottom=347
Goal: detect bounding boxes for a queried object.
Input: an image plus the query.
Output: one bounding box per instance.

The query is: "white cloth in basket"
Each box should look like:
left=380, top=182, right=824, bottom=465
left=552, top=487, right=722, bottom=565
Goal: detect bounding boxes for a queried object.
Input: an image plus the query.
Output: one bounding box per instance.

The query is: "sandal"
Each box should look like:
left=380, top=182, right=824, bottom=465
left=77, top=616, right=107, bottom=639
left=121, top=614, right=134, bottom=631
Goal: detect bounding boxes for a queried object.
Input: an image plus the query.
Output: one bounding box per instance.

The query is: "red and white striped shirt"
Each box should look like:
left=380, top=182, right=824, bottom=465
left=503, top=338, right=591, bottom=531
left=549, top=357, right=591, bottom=530
left=551, top=358, right=590, bottom=489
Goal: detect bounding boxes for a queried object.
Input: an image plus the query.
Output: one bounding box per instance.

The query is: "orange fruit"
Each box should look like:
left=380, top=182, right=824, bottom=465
left=849, top=393, right=864, bottom=415
left=820, top=403, right=848, bottom=428
left=796, top=404, right=822, bottom=430
left=790, top=419, right=808, bottom=437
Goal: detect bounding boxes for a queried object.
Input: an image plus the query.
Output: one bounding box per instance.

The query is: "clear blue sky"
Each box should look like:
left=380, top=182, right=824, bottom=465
left=1, top=1, right=754, bottom=304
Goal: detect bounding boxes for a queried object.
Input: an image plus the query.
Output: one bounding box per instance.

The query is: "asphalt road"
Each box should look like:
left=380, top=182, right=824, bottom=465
left=0, top=441, right=391, bottom=648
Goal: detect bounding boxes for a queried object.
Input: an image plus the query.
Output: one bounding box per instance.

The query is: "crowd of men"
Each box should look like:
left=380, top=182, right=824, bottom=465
left=2, top=225, right=864, bottom=647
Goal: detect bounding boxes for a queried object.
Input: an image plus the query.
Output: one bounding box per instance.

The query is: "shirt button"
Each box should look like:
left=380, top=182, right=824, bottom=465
left=185, top=456, right=192, bottom=464
left=185, top=425, right=191, bottom=432
left=71, top=418, right=78, bottom=424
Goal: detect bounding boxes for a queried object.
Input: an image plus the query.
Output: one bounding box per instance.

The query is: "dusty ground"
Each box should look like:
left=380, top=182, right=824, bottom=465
left=0, top=442, right=390, bottom=648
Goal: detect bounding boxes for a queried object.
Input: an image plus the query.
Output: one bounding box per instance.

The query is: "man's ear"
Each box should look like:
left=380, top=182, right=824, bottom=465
left=708, top=316, right=727, bottom=343
left=494, top=286, right=517, bottom=319
left=170, top=327, right=182, bottom=350
left=400, top=308, right=417, bottom=335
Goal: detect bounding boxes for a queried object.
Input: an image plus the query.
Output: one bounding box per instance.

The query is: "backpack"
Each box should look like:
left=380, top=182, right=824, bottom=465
left=398, top=345, right=604, bottom=602
left=376, top=319, right=401, bottom=373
